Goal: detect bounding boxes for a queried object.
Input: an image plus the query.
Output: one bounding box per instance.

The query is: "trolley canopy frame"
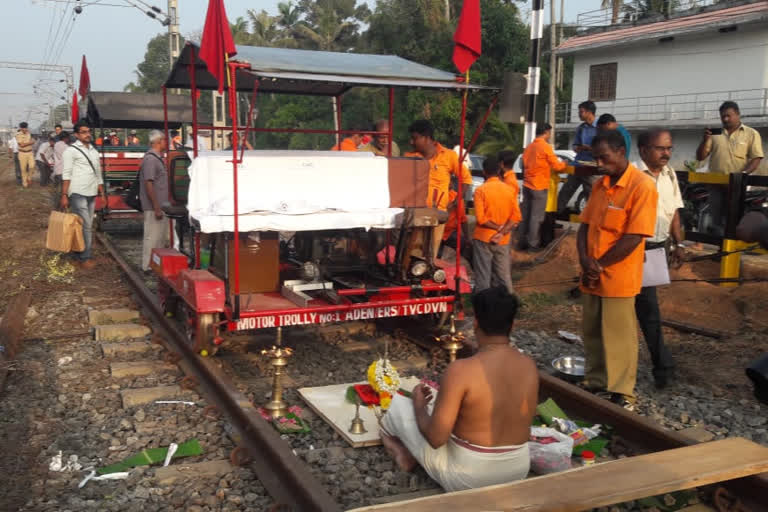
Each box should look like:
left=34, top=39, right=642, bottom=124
left=86, top=90, right=211, bottom=129
left=160, top=41, right=500, bottom=320
left=164, top=43, right=498, bottom=95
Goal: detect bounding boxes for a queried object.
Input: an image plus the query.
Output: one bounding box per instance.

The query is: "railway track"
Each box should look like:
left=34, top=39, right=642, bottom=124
left=97, top=228, right=768, bottom=510
left=97, top=231, right=340, bottom=511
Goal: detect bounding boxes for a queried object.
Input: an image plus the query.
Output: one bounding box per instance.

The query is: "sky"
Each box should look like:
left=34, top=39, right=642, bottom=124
left=1, top=0, right=601, bottom=128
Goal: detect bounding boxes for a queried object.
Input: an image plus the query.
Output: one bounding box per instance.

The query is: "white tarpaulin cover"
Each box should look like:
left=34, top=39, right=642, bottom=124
left=187, top=150, right=403, bottom=233
left=193, top=208, right=404, bottom=234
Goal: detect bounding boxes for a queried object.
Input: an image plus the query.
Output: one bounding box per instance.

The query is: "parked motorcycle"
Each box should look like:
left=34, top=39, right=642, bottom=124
left=678, top=172, right=768, bottom=235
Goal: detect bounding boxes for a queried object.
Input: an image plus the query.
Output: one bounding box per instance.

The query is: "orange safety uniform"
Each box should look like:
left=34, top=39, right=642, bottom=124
left=502, top=169, right=520, bottom=199
left=442, top=190, right=468, bottom=241
left=522, top=137, right=566, bottom=190
left=579, top=164, right=658, bottom=297
left=331, top=138, right=359, bottom=151
left=473, top=176, right=522, bottom=246
left=405, top=143, right=472, bottom=211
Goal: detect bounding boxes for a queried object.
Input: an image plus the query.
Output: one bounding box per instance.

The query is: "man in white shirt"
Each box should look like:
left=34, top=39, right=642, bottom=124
left=52, top=131, right=71, bottom=202
left=35, top=135, right=55, bottom=186
left=634, top=128, right=684, bottom=389
left=60, top=122, right=106, bottom=269
left=7, top=134, right=21, bottom=185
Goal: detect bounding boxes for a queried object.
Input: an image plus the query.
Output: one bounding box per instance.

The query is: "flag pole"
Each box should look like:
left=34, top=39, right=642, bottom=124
left=455, top=70, right=469, bottom=314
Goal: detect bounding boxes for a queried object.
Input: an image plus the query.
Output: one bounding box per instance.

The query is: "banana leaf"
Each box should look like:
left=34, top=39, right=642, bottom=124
left=536, top=398, right=569, bottom=425
left=97, top=439, right=202, bottom=475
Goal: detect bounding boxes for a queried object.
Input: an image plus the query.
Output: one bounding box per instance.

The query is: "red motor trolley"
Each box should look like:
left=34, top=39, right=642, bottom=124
left=152, top=43, right=498, bottom=354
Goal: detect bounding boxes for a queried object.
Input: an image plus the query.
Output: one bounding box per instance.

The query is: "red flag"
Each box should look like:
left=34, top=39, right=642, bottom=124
left=453, top=0, right=482, bottom=73
left=71, top=91, right=79, bottom=124
left=199, top=0, right=237, bottom=94
left=78, top=55, right=91, bottom=98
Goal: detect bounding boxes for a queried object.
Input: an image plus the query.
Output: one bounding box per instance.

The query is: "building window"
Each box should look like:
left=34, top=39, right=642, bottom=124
left=589, top=63, right=617, bottom=101
left=215, top=95, right=224, bottom=123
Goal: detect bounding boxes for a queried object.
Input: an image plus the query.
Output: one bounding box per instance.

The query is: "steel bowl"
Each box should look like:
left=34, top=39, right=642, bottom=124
left=552, top=356, right=586, bottom=382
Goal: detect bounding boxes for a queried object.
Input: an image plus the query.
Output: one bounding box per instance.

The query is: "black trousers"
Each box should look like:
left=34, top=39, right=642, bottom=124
left=14, top=154, right=21, bottom=185
left=635, top=285, right=676, bottom=379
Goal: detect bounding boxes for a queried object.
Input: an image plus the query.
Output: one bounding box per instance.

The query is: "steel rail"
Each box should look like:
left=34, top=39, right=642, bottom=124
left=387, top=319, right=768, bottom=506
left=96, top=233, right=340, bottom=512
left=98, top=229, right=768, bottom=507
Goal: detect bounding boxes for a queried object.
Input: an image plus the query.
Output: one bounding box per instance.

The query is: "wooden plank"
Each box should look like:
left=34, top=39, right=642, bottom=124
left=296, top=382, right=381, bottom=448
left=349, top=438, right=768, bottom=512
left=297, top=378, right=420, bottom=448
left=537, top=371, right=768, bottom=505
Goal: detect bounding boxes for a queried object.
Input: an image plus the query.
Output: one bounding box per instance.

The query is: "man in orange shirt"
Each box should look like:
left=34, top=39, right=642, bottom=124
left=406, top=120, right=473, bottom=258
left=472, top=156, right=521, bottom=293
left=578, top=130, right=657, bottom=410
left=521, top=123, right=566, bottom=251
left=499, top=150, right=519, bottom=198
left=331, top=127, right=363, bottom=151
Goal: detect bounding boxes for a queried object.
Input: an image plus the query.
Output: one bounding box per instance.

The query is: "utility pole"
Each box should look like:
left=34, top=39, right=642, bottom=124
left=548, top=0, right=557, bottom=144
left=524, top=0, right=544, bottom=147
left=168, top=0, right=180, bottom=70
left=558, top=0, right=564, bottom=89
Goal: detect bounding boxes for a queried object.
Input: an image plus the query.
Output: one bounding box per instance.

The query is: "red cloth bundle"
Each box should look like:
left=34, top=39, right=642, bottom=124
left=353, top=384, right=380, bottom=406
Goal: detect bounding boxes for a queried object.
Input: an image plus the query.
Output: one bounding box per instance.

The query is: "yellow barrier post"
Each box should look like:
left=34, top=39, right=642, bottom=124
left=720, top=172, right=747, bottom=287
left=720, top=238, right=745, bottom=288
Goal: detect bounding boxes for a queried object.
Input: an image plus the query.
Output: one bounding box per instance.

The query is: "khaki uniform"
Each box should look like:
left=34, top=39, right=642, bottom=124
left=15, top=132, right=35, bottom=187
left=579, top=164, right=658, bottom=399
left=704, top=124, right=764, bottom=174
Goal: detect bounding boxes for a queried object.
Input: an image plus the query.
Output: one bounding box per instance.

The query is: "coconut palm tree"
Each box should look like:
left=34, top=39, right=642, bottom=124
left=230, top=16, right=251, bottom=45
left=601, top=0, right=623, bottom=24
left=247, top=9, right=297, bottom=48
left=474, top=115, right=523, bottom=157
left=293, top=3, right=356, bottom=51
left=277, top=1, right=301, bottom=32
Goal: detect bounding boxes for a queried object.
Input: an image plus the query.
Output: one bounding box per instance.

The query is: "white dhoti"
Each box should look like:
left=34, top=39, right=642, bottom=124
left=380, top=393, right=530, bottom=492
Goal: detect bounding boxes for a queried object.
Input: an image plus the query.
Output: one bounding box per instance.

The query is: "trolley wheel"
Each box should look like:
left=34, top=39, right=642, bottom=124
left=184, top=309, right=219, bottom=356
left=158, top=281, right=178, bottom=318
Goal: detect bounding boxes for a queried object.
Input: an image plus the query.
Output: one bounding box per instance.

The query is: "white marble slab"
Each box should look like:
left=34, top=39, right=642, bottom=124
left=298, top=378, right=420, bottom=448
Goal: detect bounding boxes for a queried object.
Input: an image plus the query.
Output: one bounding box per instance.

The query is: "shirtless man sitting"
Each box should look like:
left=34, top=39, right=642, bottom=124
left=380, top=286, right=539, bottom=492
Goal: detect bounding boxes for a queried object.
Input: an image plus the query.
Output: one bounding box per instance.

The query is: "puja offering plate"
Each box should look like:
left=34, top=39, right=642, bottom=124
left=552, top=356, right=585, bottom=382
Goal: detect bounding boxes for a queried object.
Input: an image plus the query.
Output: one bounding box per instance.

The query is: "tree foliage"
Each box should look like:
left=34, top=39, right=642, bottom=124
left=124, top=0, right=570, bottom=156
left=124, top=33, right=184, bottom=93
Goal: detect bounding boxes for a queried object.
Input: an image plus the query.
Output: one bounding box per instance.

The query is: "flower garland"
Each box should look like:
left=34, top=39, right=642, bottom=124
left=367, top=358, right=400, bottom=410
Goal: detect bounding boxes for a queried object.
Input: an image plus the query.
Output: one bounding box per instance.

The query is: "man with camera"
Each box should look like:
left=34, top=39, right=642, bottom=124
left=696, top=101, right=763, bottom=235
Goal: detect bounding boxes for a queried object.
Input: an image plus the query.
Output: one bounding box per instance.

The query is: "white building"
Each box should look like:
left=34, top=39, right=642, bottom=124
left=553, top=0, right=768, bottom=172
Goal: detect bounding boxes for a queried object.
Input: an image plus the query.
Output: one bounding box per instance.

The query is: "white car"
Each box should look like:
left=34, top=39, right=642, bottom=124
left=469, top=150, right=584, bottom=212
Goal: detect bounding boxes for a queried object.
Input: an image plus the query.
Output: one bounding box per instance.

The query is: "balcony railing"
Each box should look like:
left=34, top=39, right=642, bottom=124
left=576, top=0, right=721, bottom=29
left=550, top=89, right=768, bottom=125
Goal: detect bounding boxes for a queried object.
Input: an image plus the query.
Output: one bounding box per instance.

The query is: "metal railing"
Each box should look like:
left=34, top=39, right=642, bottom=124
left=550, top=88, right=768, bottom=124
left=576, top=0, right=721, bottom=29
